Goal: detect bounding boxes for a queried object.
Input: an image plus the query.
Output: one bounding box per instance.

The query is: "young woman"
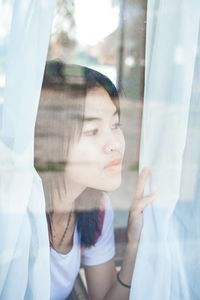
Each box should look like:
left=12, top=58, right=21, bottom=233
left=37, top=62, right=155, bottom=300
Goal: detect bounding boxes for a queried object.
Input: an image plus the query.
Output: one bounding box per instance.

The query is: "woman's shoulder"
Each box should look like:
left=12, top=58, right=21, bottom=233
left=99, top=192, right=114, bottom=232
left=81, top=192, right=115, bottom=266
left=98, top=192, right=113, bottom=230
left=101, top=192, right=113, bottom=211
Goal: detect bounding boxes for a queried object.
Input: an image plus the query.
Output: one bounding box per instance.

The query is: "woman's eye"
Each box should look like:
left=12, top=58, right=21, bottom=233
left=83, top=128, right=99, bottom=136
left=111, top=122, right=122, bottom=130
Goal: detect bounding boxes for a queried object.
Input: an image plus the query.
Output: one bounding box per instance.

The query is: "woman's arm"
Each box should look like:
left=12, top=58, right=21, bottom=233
left=84, top=243, right=138, bottom=300
left=85, top=168, right=155, bottom=300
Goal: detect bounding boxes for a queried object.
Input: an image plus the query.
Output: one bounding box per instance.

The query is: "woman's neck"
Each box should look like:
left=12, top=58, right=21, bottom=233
left=52, top=178, right=86, bottom=219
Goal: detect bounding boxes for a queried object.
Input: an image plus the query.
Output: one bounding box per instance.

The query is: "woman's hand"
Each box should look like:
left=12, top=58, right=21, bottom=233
left=85, top=168, right=155, bottom=300
left=126, top=168, right=155, bottom=243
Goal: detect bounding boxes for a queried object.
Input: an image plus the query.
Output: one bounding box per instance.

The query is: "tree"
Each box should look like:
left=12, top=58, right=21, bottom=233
left=48, top=0, right=76, bottom=60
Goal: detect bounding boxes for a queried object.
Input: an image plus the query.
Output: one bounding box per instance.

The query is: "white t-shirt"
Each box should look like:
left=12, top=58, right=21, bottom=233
left=50, top=193, right=115, bottom=300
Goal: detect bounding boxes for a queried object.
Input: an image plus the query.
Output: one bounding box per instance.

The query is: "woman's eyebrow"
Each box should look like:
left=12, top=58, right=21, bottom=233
left=83, top=110, right=118, bottom=122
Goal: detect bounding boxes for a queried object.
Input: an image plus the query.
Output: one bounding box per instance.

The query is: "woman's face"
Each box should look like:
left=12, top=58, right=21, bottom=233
left=65, top=87, right=125, bottom=194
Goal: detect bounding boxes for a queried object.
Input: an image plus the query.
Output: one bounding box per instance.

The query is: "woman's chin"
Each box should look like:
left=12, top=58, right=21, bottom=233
left=105, top=184, right=121, bottom=192
left=99, top=177, right=122, bottom=192
left=77, top=173, right=122, bottom=193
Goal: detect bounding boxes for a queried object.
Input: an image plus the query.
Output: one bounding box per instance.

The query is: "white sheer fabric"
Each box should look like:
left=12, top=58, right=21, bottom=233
left=0, top=1, right=55, bottom=299
left=130, top=1, right=200, bottom=299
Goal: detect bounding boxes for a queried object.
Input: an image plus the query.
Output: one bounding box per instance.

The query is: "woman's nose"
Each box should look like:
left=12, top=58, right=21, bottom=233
left=102, top=134, right=122, bottom=154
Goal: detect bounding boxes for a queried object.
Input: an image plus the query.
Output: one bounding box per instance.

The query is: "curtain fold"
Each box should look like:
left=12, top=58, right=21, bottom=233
left=130, top=1, right=200, bottom=299
left=0, top=1, right=55, bottom=299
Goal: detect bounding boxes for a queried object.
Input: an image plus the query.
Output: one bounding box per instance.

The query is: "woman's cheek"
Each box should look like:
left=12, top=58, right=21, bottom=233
left=79, top=139, right=98, bottom=159
left=71, top=139, right=100, bottom=168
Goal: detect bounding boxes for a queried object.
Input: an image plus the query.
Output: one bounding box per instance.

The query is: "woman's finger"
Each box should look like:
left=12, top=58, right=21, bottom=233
left=135, top=168, right=150, bottom=199
left=139, top=193, right=155, bottom=209
left=131, top=193, right=156, bottom=215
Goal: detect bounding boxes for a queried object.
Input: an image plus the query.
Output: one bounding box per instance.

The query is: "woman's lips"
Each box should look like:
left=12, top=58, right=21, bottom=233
left=104, top=159, right=122, bottom=171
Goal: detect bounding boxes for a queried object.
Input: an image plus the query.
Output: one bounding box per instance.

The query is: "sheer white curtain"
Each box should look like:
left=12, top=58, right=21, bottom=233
left=130, top=1, right=200, bottom=299
left=0, top=1, right=55, bottom=299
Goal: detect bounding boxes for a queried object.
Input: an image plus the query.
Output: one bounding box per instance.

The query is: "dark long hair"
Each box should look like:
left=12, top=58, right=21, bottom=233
left=37, top=61, right=120, bottom=248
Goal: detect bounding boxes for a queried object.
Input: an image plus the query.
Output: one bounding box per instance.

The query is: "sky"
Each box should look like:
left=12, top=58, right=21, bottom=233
left=74, top=0, right=119, bottom=46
